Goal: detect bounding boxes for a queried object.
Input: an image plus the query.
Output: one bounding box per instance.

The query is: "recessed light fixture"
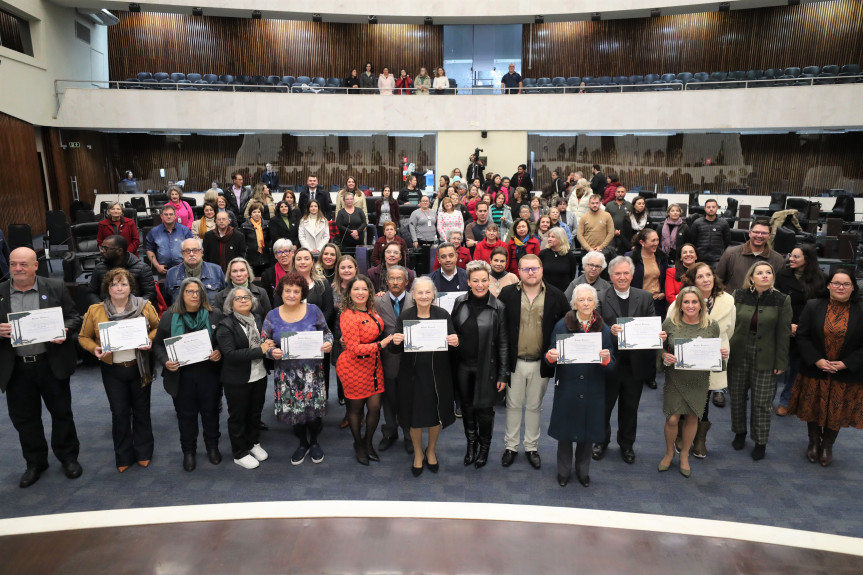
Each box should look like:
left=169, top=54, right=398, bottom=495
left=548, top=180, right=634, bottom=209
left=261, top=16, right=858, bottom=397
left=535, top=15, right=544, bottom=24
left=650, top=8, right=661, bottom=17
left=129, top=3, right=140, bottom=13
left=368, top=15, right=378, bottom=24
left=718, top=2, right=730, bottom=12
left=312, top=13, right=322, bottom=23
left=192, top=7, right=203, bottom=16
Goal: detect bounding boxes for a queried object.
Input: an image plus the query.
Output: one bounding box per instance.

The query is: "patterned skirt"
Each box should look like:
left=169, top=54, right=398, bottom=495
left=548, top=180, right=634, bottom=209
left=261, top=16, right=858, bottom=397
left=788, top=374, right=863, bottom=430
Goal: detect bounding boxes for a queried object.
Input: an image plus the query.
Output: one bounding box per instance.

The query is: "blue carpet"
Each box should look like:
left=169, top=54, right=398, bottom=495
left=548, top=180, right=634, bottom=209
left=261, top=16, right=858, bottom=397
left=0, top=365, right=861, bottom=537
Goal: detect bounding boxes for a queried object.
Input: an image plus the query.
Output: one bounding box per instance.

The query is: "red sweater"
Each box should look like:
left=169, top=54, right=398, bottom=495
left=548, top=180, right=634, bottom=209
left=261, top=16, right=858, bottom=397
left=473, top=239, right=507, bottom=265
left=97, top=217, right=140, bottom=254
left=507, top=236, right=541, bottom=275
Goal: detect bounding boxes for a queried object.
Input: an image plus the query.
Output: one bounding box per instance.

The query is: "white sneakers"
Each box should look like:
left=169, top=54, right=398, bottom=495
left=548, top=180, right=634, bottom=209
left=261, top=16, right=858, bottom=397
left=250, top=444, right=269, bottom=461
left=234, top=454, right=259, bottom=469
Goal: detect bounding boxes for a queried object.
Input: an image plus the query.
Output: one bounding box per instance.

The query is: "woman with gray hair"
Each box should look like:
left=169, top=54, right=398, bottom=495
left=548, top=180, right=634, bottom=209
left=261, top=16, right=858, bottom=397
left=391, top=276, right=459, bottom=476
left=153, top=277, right=223, bottom=472
left=564, top=251, right=610, bottom=301
left=545, top=283, right=615, bottom=488
left=215, top=286, right=276, bottom=469
left=214, top=257, right=272, bottom=316
left=261, top=238, right=295, bottom=304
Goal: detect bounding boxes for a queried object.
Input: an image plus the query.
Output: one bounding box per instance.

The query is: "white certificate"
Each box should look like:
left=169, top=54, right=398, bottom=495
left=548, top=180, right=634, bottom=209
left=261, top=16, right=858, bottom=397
left=674, top=337, right=724, bottom=372
left=617, top=316, right=663, bottom=350
left=164, top=329, right=213, bottom=366
left=435, top=292, right=461, bottom=315
left=8, top=307, right=66, bottom=347
left=403, top=319, right=448, bottom=352
left=98, top=317, right=149, bottom=352
left=280, top=331, right=324, bottom=359
left=556, top=332, right=603, bottom=364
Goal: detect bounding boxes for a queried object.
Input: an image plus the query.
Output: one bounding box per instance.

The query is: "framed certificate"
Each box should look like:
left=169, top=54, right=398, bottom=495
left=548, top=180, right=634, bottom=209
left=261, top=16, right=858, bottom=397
left=403, top=319, right=448, bottom=352
left=8, top=307, right=66, bottom=347
left=556, top=332, right=603, bottom=364
left=674, top=337, right=723, bottom=371
left=164, top=330, right=213, bottom=366
left=617, top=316, right=663, bottom=350
left=280, top=331, right=324, bottom=359
left=98, top=317, right=149, bottom=352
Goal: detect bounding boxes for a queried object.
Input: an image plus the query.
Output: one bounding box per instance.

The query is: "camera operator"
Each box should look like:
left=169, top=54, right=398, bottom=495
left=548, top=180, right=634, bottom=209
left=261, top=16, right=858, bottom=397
left=467, top=150, right=485, bottom=183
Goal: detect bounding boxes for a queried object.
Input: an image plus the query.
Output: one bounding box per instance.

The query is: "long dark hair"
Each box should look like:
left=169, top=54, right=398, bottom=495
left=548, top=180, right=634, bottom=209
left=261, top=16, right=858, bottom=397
left=674, top=243, right=697, bottom=281
left=828, top=267, right=859, bottom=303
left=631, top=196, right=648, bottom=221
left=794, top=244, right=827, bottom=299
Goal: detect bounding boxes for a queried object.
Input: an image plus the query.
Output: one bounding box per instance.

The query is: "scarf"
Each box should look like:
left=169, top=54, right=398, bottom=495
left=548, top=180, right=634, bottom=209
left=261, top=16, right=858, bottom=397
left=563, top=309, right=603, bottom=333
left=274, top=262, right=290, bottom=286
left=233, top=311, right=262, bottom=349
left=170, top=308, right=211, bottom=337
left=104, top=295, right=153, bottom=385
left=198, top=216, right=213, bottom=239
left=184, top=261, right=203, bottom=279
left=232, top=280, right=249, bottom=289
left=661, top=218, right=682, bottom=254
left=630, top=213, right=647, bottom=232
left=251, top=218, right=265, bottom=253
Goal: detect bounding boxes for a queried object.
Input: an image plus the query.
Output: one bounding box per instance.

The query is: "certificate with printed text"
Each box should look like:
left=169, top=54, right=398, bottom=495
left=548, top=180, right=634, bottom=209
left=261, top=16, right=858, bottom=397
left=403, top=319, right=448, bottom=352
left=280, top=331, right=324, bottom=359
left=674, top=337, right=723, bottom=372
left=8, top=307, right=66, bottom=347
left=435, top=292, right=460, bottom=315
left=164, top=330, right=213, bottom=366
left=98, top=317, right=149, bottom=352
left=556, top=332, right=603, bottom=364
left=617, top=316, right=663, bottom=350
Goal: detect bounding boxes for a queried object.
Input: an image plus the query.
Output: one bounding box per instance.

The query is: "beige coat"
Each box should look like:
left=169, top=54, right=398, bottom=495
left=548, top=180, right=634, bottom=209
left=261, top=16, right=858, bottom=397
left=78, top=301, right=160, bottom=366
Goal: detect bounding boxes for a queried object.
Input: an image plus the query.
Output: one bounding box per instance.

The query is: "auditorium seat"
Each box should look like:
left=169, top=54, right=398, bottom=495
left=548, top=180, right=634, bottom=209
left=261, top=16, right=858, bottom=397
left=169, top=72, right=186, bottom=82
left=521, top=78, right=536, bottom=93
left=768, top=192, right=788, bottom=212
left=281, top=75, right=296, bottom=86
left=219, top=74, right=235, bottom=84
left=612, top=75, right=628, bottom=87
left=763, top=68, right=783, bottom=85
left=266, top=75, right=281, bottom=88
left=136, top=72, right=152, bottom=81
left=800, top=66, right=819, bottom=78
left=746, top=69, right=764, bottom=86
left=837, top=64, right=861, bottom=83
left=551, top=77, right=566, bottom=92
left=581, top=75, right=596, bottom=85
left=177, top=79, right=195, bottom=90
left=325, top=77, right=342, bottom=93
left=153, top=72, right=169, bottom=82
left=536, top=77, right=552, bottom=93
left=676, top=72, right=693, bottom=84
left=186, top=73, right=202, bottom=83
left=565, top=77, right=581, bottom=93
left=727, top=70, right=746, bottom=88
left=202, top=74, right=218, bottom=84
left=646, top=198, right=669, bottom=224
left=816, top=65, right=839, bottom=84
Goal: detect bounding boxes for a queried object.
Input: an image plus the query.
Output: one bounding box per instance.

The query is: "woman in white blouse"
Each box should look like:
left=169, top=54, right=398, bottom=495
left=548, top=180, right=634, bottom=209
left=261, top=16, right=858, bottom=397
left=378, top=67, right=395, bottom=95
left=433, top=67, right=449, bottom=94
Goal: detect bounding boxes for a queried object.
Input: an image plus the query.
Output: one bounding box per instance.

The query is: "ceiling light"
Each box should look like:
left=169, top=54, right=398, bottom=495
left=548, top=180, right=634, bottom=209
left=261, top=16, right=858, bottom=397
left=535, top=15, right=544, bottom=24
left=129, top=3, right=140, bottom=13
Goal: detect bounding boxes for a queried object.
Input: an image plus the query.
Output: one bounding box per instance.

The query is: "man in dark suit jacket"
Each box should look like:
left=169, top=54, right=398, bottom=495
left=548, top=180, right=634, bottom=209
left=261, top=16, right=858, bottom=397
left=297, top=175, right=334, bottom=219
left=497, top=254, right=570, bottom=470
left=594, top=255, right=657, bottom=465
left=225, top=171, right=253, bottom=224
left=0, top=248, right=83, bottom=488
left=374, top=265, right=415, bottom=454
left=260, top=163, right=279, bottom=191
left=590, top=164, right=607, bottom=196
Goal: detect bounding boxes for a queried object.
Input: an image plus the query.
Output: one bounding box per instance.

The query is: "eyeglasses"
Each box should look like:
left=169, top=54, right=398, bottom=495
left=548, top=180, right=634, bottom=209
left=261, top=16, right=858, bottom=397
left=519, top=267, right=541, bottom=274
left=750, top=231, right=770, bottom=236
left=275, top=250, right=294, bottom=257
left=233, top=295, right=252, bottom=302
left=181, top=248, right=202, bottom=255
left=830, top=282, right=853, bottom=289
left=183, top=289, right=201, bottom=296
left=99, top=245, right=121, bottom=252
left=586, top=263, right=603, bottom=269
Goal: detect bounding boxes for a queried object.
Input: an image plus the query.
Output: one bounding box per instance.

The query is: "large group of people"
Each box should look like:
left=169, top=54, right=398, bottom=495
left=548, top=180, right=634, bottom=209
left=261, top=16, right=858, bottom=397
left=2, top=158, right=861, bottom=492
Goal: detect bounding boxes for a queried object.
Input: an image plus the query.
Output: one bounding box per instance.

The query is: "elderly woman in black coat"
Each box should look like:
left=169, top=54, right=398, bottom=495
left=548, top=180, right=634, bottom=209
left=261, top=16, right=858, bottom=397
left=545, top=283, right=615, bottom=488
left=451, top=260, right=509, bottom=469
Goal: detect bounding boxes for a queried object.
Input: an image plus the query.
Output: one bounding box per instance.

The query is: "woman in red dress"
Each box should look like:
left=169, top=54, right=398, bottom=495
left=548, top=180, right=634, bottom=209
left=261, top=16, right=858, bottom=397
left=336, top=274, right=394, bottom=465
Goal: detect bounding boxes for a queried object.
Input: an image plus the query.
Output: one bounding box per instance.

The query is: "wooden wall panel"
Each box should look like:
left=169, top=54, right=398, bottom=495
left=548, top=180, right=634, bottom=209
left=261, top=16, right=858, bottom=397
left=527, top=132, right=863, bottom=196
left=0, top=113, right=46, bottom=236
left=51, top=130, right=117, bottom=210
left=108, top=12, right=444, bottom=80
left=523, top=0, right=863, bottom=78
left=0, top=9, right=24, bottom=54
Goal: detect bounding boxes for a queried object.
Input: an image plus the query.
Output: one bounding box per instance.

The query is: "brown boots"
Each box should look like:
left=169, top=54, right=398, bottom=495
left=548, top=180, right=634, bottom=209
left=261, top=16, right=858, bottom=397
left=807, top=422, right=838, bottom=466
left=674, top=418, right=711, bottom=458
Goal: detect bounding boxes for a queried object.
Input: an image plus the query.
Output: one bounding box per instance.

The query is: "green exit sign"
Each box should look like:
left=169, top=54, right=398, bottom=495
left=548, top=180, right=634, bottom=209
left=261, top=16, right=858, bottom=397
left=68, top=142, right=81, bottom=148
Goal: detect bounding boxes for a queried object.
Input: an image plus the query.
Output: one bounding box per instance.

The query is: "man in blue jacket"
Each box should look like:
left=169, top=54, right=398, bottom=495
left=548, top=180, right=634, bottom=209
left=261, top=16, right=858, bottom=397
left=165, top=238, right=226, bottom=306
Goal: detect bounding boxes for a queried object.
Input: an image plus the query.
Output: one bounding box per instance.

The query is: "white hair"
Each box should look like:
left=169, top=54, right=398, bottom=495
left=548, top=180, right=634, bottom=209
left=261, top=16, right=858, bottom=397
left=582, top=250, right=607, bottom=270
left=571, top=283, right=598, bottom=307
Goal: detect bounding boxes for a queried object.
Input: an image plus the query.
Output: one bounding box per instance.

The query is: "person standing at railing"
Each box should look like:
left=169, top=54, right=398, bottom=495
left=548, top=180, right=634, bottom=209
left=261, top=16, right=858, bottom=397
left=415, top=67, right=431, bottom=95
left=360, top=63, right=377, bottom=94
left=344, top=69, right=360, bottom=94
left=433, top=67, right=450, bottom=94
left=501, top=63, right=523, bottom=95
left=396, top=69, right=413, bottom=95
left=378, top=68, right=395, bottom=96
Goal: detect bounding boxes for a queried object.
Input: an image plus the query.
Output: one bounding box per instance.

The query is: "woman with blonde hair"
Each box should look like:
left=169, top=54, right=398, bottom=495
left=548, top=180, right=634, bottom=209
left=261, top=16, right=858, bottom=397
left=244, top=183, right=276, bottom=220
left=335, top=176, right=368, bottom=219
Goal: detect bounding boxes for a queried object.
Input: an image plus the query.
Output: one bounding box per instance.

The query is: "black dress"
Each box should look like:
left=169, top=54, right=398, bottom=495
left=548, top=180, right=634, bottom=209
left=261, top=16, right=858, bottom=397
left=393, top=305, right=457, bottom=429
left=538, top=248, right=580, bottom=293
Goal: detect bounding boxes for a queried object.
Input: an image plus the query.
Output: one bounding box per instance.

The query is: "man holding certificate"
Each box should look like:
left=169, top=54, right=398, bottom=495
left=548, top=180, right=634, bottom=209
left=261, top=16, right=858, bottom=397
left=0, top=247, right=83, bottom=488
left=594, top=255, right=661, bottom=465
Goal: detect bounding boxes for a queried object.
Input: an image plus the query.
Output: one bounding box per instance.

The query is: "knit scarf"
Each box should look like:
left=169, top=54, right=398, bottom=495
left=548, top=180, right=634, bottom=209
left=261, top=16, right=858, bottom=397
left=184, top=260, right=203, bottom=279
left=170, top=309, right=211, bottom=337
left=233, top=311, right=262, bottom=349
left=198, top=216, right=213, bottom=239
left=661, top=218, right=682, bottom=254
left=251, top=218, right=265, bottom=253
left=104, top=295, right=153, bottom=385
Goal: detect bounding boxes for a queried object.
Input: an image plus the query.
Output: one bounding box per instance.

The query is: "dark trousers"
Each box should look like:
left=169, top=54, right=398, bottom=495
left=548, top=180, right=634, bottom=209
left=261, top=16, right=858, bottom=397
left=5, top=358, right=80, bottom=467
left=602, top=355, right=643, bottom=449
left=223, top=376, right=267, bottom=459
left=100, top=363, right=153, bottom=466
left=172, top=368, right=221, bottom=454
left=557, top=441, right=591, bottom=480
left=456, top=365, right=495, bottom=441
left=294, top=417, right=323, bottom=447
left=381, top=375, right=405, bottom=439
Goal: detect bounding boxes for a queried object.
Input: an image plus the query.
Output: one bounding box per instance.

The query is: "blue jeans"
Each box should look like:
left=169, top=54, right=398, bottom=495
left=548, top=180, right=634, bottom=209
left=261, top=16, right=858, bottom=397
left=778, top=354, right=801, bottom=408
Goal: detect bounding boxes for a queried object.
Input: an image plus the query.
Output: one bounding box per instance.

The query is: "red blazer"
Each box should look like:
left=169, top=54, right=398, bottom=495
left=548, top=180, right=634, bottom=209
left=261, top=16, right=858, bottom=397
left=97, top=217, right=140, bottom=254
left=335, top=308, right=386, bottom=400
left=473, top=239, right=507, bottom=265
left=506, top=236, right=541, bottom=275
left=665, top=267, right=684, bottom=304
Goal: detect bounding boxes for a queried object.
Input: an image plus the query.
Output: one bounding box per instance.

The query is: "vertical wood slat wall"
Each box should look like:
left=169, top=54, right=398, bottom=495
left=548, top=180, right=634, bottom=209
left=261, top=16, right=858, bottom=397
left=108, top=12, right=443, bottom=80
left=522, top=0, right=863, bottom=78
left=0, top=9, right=24, bottom=54
left=0, top=113, right=47, bottom=236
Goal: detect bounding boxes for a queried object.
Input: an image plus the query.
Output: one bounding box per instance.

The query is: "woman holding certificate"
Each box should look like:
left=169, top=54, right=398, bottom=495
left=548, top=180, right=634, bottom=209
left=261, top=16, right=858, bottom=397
left=336, top=275, right=394, bottom=465
left=391, top=277, right=458, bottom=476
left=215, top=287, right=275, bottom=470
left=658, top=287, right=726, bottom=478
left=729, top=262, right=792, bottom=461
left=451, top=260, right=510, bottom=469
left=544, top=283, right=615, bottom=488
left=153, top=277, right=223, bottom=472
left=79, top=268, right=159, bottom=473
left=262, top=272, right=333, bottom=465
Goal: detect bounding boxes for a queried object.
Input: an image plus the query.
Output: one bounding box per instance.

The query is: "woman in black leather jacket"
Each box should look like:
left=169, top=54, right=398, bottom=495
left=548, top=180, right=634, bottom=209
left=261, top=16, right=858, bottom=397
left=451, top=260, right=510, bottom=469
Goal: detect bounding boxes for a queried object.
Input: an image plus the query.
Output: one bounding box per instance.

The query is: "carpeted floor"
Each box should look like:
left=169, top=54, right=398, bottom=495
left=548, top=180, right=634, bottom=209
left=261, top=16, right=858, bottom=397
left=0, top=364, right=860, bottom=537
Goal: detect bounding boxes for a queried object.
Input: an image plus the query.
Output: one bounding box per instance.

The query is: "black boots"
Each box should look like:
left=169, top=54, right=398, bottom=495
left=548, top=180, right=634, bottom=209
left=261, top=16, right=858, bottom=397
left=463, top=412, right=478, bottom=466
left=806, top=422, right=821, bottom=463
left=474, top=410, right=494, bottom=469
left=820, top=428, right=839, bottom=467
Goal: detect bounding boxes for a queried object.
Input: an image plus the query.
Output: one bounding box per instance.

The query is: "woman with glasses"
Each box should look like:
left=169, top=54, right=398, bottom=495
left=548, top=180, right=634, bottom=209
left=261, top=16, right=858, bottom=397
left=261, top=238, right=295, bottom=305
left=153, top=277, right=223, bottom=471
left=788, top=268, right=863, bottom=467
left=729, top=262, right=792, bottom=460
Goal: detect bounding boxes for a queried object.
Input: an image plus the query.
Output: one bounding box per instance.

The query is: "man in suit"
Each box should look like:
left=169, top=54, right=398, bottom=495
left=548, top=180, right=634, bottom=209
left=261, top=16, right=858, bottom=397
left=374, top=265, right=415, bottom=454
left=0, top=248, right=83, bottom=488
left=224, top=171, right=252, bottom=224
left=260, top=163, right=279, bottom=192
left=594, top=255, right=657, bottom=465
left=590, top=164, right=607, bottom=197
left=428, top=243, right=468, bottom=293
left=497, top=254, right=569, bottom=470
left=298, top=175, right=334, bottom=219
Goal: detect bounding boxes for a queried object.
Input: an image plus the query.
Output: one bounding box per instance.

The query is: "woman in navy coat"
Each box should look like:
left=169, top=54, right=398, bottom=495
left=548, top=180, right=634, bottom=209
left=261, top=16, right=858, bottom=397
left=545, top=283, right=615, bottom=488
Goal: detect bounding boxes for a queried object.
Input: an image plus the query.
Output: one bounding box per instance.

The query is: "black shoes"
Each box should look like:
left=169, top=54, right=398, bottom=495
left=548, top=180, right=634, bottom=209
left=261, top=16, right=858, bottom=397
left=557, top=474, right=569, bottom=487
left=592, top=444, right=607, bottom=461
left=475, top=441, right=491, bottom=469
left=621, top=448, right=636, bottom=464
left=19, top=464, right=48, bottom=488
left=712, top=391, right=726, bottom=408
left=752, top=443, right=766, bottom=461
left=425, top=451, right=439, bottom=473
left=183, top=452, right=196, bottom=472
left=526, top=451, right=541, bottom=470
left=645, top=380, right=657, bottom=390
left=207, top=447, right=222, bottom=465
left=732, top=433, right=747, bottom=451
left=501, top=449, right=517, bottom=467
left=378, top=434, right=398, bottom=451
left=404, top=438, right=414, bottom=455
left=62, top=460, right=83, bottom=479
left=577, top=474, right=590, bottom=488
left=411, top=464, right=423, bottom=477
left=258, top=421, right=269, bottom=431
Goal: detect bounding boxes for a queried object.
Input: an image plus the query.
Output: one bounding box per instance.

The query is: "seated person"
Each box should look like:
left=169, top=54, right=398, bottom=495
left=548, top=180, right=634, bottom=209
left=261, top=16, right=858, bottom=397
left=164, top=238, right=226, bottom=306
left=371, top=221, right=410, bottom=268
left=87, top=235, right=156, bottom=306
left=145, top=205, right=192, bottom=276
left=367, top=241, right=415, bottom=293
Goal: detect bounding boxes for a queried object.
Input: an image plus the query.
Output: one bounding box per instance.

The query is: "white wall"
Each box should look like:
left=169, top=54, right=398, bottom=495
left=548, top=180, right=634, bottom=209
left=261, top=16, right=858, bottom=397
left=0, top=0, right=108, bottom=125
left=437, top=132, right=528, bottom=186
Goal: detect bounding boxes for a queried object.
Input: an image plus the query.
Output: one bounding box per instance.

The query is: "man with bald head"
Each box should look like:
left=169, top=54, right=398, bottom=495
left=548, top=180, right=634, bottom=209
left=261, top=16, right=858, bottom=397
left=0, top=248, right=83, bottom=487
left=164, top=238, right=226, bottom=305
